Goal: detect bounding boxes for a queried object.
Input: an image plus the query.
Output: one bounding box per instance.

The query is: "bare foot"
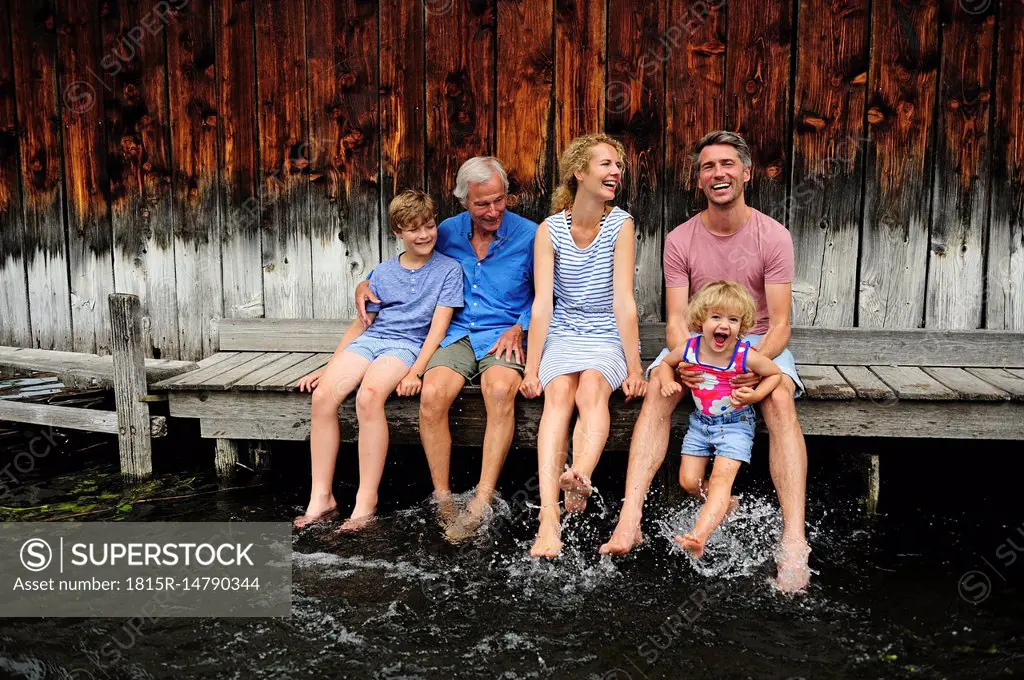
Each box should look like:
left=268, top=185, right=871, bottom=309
left=598, top=521, right=644, bottom=555
left=444, top=498, right=493, bottom=543
left=432, top=492, right=457, bottom=529
left=293, top=497, right=338, bottom=529
left=530, top=520, right=563, bottom=558
left=558, top=468, right=592, bottom=513
left=336, top=512, right=375, bottom=533
left=775, top=539, right=811, bottom=594
left=674, top=533, right=705, bottom=559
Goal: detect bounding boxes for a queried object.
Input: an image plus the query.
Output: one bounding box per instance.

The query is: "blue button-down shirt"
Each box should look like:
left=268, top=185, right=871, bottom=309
left=436, top=211, right=537, bottom=359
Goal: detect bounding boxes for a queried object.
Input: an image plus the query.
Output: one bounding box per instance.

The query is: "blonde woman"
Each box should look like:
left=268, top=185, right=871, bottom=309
left=519, top=134, right=647, bottom=557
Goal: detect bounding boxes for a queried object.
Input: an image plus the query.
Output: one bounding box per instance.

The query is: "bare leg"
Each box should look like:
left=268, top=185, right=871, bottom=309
left=338, top=356, right=410, bottom=531
left=295, top=352, right=370, bottom=528
left=760, top=377, right=811, bottom=592
left=599, top=363, right=684, bottom=554
left=674, top=457, right=741, bottom=559
left=419, top=366, right=466, bottom=526
left=531, top=374, right=578, bottom=558
left=559, top=370, right=612, bottom=513
left=446, top=366, right=522, bottom=542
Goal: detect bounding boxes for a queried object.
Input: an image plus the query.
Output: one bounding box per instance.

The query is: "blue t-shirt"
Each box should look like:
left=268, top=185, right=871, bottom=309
left=364, top=251, right=464, bottom=345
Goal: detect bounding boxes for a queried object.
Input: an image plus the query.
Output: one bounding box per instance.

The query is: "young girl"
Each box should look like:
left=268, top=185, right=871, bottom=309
left=519, top=134, right=647, bottom=558
left=660, top=281, right=781, bottom=558
left=294, top=190, right=463, bottom=531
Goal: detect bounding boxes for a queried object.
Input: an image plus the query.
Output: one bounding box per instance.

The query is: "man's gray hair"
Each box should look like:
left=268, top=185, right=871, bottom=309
left=690, top=130, right=752, bottom=169
left=453, top=156, right=509, bottom=205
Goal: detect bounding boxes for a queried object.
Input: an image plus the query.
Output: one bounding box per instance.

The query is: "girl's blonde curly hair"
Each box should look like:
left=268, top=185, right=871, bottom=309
left=687, top=281, right=757, bottom=336
left=550, top=134, right=626, bottom=213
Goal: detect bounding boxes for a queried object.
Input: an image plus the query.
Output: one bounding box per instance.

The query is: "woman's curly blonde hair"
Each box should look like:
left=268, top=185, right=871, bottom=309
left=550, top=134, right=626, bottom=213
left=687, top=281, right=757, bottom=336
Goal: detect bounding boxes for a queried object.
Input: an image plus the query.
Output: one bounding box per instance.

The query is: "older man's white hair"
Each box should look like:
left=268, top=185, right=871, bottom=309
left=453, top=156, right=509, bottom=205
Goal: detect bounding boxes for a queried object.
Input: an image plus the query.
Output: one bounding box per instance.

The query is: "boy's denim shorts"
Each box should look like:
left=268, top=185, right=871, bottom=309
left=681, top=407, right=757, bottom=464
left=343, top=335, right=420, bottom=368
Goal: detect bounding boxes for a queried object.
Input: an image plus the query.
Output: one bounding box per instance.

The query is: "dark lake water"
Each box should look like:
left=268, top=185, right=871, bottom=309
left=0, top=414, right=1021, bottom=679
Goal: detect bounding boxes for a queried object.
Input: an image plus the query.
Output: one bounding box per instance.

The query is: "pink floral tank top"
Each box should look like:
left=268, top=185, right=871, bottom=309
left=682, top=336, right=751, bottom=417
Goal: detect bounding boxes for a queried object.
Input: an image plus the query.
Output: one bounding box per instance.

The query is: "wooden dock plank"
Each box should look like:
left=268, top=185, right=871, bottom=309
left=379, top=0, right=424, bottom=258
left=255, top=0, right=313, bottom=319
left=0, top=0, right=31, bottom=348
left=859, top=0, right=938, bottom=328
left=870, top=365, right=957, bottom=400
left=306, top=0, right=379, bottom=319
left=496, top=0, right=553, bottom=225
left=156, top=352, right=264, bottom=389
left=789, top=0, right=868, bottom=326
left=986, top=0, right=1024, bottom=331
left=921, top=367, right=1008, bottom=401
left=926, top=0, right=994, bottom=329
left=0, top=400, right=166, bottom=437
left=1007, top=369, right=1024, bottom=381
left=60, top=0, right=115, bottom=355
left=425, top=0, right=495, bottom=218
left=167, top=0, right=223, bottom=360
left=796, top=365, right=856, bottom=400
left=835, top=365, right=896, bottom=401
left=231, top=352, right=315, bottom=388
left=217, top=0, right=264, bottom=320
left=255, top=353, right=333, bottom=390
left=104, top=0, right=180, bottom=358
left=0, top=346, right=197, bottom=387
left=607, top=0, right=665, bottom=323
left=964, top=368, right=1024, bottom=400
left=192, top=352, right=278, bottom=390
left=11, top=0, right=72, bottom=350
left=664, top=0, right=726, bottom=229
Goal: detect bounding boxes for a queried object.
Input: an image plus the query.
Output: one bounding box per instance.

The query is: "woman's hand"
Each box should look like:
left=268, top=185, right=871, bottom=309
left=396, top=371, right=422, bottom=397
left=519, top=371, right=543, bottom=399
left=355, top=279, right=381, bottom=327
left=621, top=373, right=648, bottom=402
left=676, top=362, right=704, bottom=390
left=296, top=369, right=325, bottom=393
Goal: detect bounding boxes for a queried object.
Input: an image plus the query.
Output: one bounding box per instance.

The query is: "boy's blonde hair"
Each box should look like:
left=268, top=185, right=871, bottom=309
left=389, top=189, right=436, bottom=235
left=551, top=133, right=627, bottom=213
left=687, top=281, right=757, bottom=336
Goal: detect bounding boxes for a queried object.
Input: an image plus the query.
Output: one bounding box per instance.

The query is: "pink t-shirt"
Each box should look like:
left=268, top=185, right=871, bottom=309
left=663, top=209, right=794, bottom=335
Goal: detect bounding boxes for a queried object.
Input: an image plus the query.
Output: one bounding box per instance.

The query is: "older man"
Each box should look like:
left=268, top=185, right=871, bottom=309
left=357, top=157, right=536, bottom=540
left=599, top=131, right=811, bottom=593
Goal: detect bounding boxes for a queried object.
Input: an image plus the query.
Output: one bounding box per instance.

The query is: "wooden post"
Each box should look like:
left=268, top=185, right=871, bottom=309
left=108, top=293, right=153, bottom=481
left=215, top=439, right=240, bottom=480
left=251, top=440, right=272, bottom=472
left=865, top=454, right=880, bottom=516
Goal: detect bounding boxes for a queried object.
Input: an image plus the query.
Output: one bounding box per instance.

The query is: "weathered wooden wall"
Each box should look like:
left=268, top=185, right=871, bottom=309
left=0, top=0, right=1020, bottom=360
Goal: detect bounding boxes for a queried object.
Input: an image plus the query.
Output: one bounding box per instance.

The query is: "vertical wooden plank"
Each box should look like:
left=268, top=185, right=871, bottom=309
left=425, top=0, right=496, bottom=218
left=59, top=0, right=115, bottom=355
left=216, top=0, right=262, bottom=320
left=725, top=0, right=793, bottom=220
left=379, top=0, right=424, bottom=257
left=11, top=0, right=72, bottom=350
left=925, top=0, right=995, bottom=329
left=986, top=0, right=1024, bottom=330
left=607, top=0, right=666, bottom=322
left=305, top=0, right=379, bottom=319
left=496, top=0, right=553, bottom=224
left=789, top=0, right=869, bottom=326
left=167, top=0, right=221, bottom=360
left=0, top=0, right=31, bottom=347
left=553, top=0, right=605, bottom=163
left=859, top=0, right=939, bottom=328
left=104, top=0, right=180, bottom=358
left=664, top=0, right=727, bottom=229
left=254, top=0, right=312, bottom=319
left=109, top=293, right=153, bottom=481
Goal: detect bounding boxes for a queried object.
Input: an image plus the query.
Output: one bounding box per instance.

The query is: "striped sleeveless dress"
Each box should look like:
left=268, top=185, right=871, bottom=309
left=538, top=206, right=633, bottom=390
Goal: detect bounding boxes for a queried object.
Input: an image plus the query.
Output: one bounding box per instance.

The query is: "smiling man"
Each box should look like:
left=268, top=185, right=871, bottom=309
left=357, top=157, right=537, bottom=541
left=599, top=130, right=811, bottom=593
